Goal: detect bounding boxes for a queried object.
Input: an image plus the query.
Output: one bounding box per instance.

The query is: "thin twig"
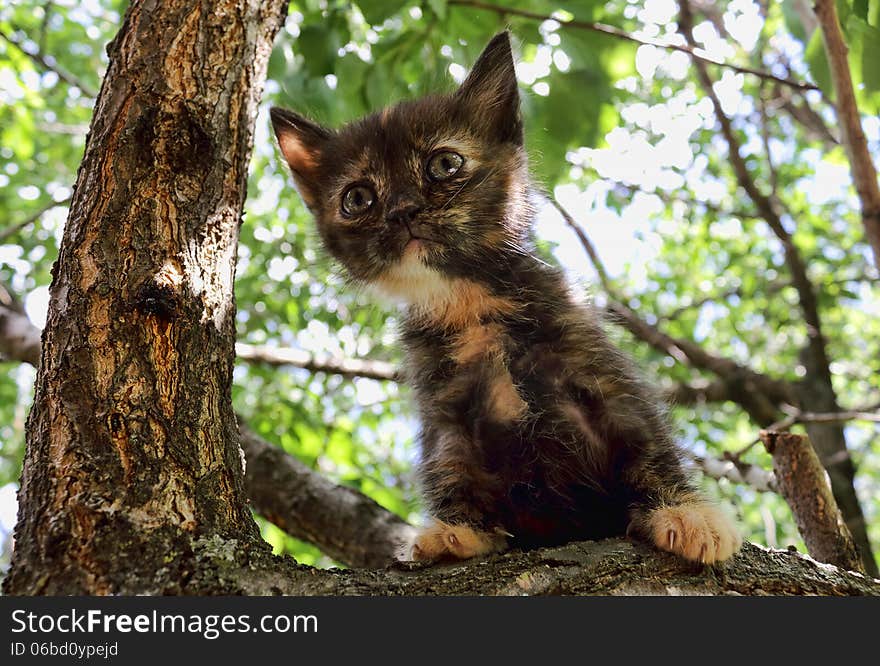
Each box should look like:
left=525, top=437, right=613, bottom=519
left=767, top=408, right=880, bottom=432
left=729, top=404, right=880, bottom=461
left=548, top=197, right=614, bottom=293
left=690, top=452, right=777, bottom=493
left=0, top=197, right=70, bottom=243
left=605, top=180, right=761, bottom=221
left=0, top=27, right=98, bottom=98
left=447, top=0, right=818, bottom=92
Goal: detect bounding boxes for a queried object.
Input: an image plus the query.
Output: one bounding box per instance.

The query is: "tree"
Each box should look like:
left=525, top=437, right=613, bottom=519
left=3, top=0, right=289, bottom=593
left=1, top=1, right=879, bottom=594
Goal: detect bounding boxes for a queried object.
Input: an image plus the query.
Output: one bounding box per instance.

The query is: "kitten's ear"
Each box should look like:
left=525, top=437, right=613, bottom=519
left=455, top=31, right=523, bottom=144
left=270, top=107, right=332, bottom=209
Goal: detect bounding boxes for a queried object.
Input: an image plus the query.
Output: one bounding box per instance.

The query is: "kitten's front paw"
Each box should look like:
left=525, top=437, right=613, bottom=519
left=647, top=502, right=742, bottom=564
left=398, top=520, right=508, bottom=563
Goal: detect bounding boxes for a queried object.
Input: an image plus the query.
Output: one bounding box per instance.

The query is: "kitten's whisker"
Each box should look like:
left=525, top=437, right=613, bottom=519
left=440, top=173, right=478, bottom=211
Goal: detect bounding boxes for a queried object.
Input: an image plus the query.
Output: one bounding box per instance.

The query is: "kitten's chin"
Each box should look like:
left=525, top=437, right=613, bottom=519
left=368, top=250, right=453, bottom=307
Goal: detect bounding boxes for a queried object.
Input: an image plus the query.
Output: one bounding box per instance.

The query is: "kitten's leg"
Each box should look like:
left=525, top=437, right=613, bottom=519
left=401, top=519, right=508, bottom=562
left=634, top=497, right=742, bottom=564
left=592, top=387, right=741, bottom=563
left=625, top=454, right=742, bottom=564
left=400, top=428, right=510, bottom=563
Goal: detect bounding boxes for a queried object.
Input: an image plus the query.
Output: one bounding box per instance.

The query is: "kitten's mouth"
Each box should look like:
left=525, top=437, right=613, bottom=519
left=403, top=226, right=441, bottom=251
left=403, top=236, right=428, bottom=256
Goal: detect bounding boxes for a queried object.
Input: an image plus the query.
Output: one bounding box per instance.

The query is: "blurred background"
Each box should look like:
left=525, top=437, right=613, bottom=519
left=1, top=0, right=879, bottom=574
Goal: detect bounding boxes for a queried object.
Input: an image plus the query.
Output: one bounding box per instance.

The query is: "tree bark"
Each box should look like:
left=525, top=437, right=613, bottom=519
left=9, top=535, right=876, bottom=596
left=760, top=430, right=863, bottom=573
left=240, top=426, right=415, bottom=569
left=3, top=0, right=287, bottom=595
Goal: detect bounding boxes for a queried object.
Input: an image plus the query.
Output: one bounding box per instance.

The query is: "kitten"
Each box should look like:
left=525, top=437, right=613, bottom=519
left=270, top=32, right=741, bottom=564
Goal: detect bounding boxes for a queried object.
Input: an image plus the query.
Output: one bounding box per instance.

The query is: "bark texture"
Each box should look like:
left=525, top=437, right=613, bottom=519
left=760, top=430, right=863, bottom=573
left=241, top=426, right=415, bottom=568
left=3, top=0, right=287, bottom=595
left=9, top=535, right=876, bottom=596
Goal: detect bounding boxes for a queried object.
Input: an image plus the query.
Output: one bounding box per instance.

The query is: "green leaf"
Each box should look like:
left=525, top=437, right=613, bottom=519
left=847, top=14, right=880, bottom=91
left=805, top=29, right=833, bottom=97
left=425, top=0, right=446, bottom=20
left=358, top=0, right=410, bottom=25
left=781, top=0, right=808, bottom=43
left=297, top=25, right=341, bottom=77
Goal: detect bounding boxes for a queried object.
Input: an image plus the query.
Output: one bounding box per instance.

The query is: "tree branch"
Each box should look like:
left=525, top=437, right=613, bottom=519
left=240, top=425, right=415, bottom=568
left=605, top=179, right=761, bottom=222
left=691, top=452, right=778, bottom=493
left=0, top=197, right=70, bottom=244
left=552, top=194, right=794, bottom=425
left=604, top=299, right=793, bottom=424
left=665, top=377, right=735, bottom=406
left=766, top=407, right=880, bottom=431
left=235, top=342, right=399, bottom=381
left=760, top=430, right=864, bottom=573
left=813, top=0, right=880, bottom=269
left=550, top=198, right=614, bottom=294
left=0, top=28, right=98, bottom=98
left=447, top=0, right=818, bottom=93
left=678, top=0, right=831, bottom=383
left=678, top=0, right=876, bottom=577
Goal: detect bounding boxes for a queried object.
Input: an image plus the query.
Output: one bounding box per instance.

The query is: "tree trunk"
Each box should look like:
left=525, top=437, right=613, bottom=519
left=3, top=0, right=287, bottom=595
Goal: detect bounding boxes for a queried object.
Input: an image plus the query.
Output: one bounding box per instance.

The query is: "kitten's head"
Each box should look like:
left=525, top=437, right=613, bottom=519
left=271, top=32, right=532, bottom=305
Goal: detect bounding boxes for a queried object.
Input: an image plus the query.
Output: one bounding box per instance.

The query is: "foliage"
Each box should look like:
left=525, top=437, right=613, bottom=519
left=1, top=0, right=879, bottom=570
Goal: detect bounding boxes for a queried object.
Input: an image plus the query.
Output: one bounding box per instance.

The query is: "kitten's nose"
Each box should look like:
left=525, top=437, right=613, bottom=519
left=386, top=195, right=424, bottom=225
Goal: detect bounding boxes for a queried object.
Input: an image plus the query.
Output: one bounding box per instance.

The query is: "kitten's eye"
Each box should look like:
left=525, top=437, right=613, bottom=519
left=341, top=185, right=375, bottom=216
left=426, top=151, right=464, bottom=181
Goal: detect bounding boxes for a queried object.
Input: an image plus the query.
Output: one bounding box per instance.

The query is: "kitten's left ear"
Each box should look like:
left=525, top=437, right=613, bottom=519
left=270, top=107, right=332, bottom=209
left=455, top=31, right=523, bottom=145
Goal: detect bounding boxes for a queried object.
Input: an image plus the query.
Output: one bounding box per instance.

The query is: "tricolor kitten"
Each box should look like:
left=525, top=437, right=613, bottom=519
left=271, top=32, right=741, bottom=564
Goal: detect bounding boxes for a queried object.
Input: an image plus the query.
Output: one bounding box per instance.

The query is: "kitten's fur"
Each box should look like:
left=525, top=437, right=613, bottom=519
left=271, top=32, right=741, bottom=564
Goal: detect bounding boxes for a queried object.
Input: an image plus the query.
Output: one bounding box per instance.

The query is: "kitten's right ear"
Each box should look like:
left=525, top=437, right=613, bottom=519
left=270, top=107, right=332, bottom=209
left=455, top=31, right=522, bottom=144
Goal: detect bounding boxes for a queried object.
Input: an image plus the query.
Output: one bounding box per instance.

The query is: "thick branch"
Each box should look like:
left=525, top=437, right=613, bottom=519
left=813, top=0, right=880, bottom=269
left=760, top=430, right=863, bottom=573
left=39, top=536, right=880, bottom=595
left=240, top=425, right=414, bottom=568
left=447, top=0, right=817, bottom=93
left=665, top=377, right=735, bottom=406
